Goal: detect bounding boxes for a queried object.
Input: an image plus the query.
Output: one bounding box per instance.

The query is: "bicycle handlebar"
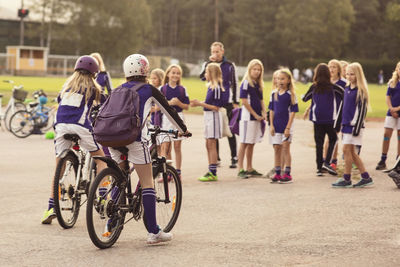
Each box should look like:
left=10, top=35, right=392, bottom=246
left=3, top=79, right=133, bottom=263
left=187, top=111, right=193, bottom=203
left=148, top=126, right=192, bottom=139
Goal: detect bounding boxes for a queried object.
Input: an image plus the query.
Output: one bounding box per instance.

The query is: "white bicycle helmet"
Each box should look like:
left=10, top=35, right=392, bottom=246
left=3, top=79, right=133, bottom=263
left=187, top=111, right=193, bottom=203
left=123, top=54, right=150, bottom=77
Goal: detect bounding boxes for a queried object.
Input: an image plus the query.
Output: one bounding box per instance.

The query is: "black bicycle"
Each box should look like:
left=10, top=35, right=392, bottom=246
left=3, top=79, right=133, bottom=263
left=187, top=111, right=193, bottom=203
left=86, top=127, right=190, bottom=249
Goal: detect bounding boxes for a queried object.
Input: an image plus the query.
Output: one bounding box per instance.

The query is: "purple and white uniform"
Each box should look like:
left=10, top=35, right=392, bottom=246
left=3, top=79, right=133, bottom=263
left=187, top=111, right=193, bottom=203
left=239, top=79, right=264, bottom=144
left=384, top=81, right=400, bottom=129
left=268, top=90, right=299, bottom=144
left=204, top=85, right=226, bottom=139
left=96, top=71, right=113, bottom=95
left=341, top=86, right=367, bottom=145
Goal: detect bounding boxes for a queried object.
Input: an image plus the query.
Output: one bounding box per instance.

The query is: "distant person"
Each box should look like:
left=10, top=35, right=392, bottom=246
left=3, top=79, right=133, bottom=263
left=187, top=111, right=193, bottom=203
left=200, top=42, right=239, bottom=168
left=340, top=60, right=349, bottom=79
left=305, top=68, right=313, bottom=83
left=332, top=63, right=373, bottom=188
left=237, top=59, right=267, bottom=178
left=268, top=69, right=299, bottom=184
left=292, top=68, right=299, bottom=81
left=192, top=63, right=227, bottom=181
left=378, top=70, right=384, bottom=85
left=376, top=62, right=400, bottom=170
left=90, top=52, right=112, bottom=95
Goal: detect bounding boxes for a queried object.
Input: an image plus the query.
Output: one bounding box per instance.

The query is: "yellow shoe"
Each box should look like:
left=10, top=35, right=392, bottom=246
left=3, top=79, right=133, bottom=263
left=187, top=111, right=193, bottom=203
left=41, top=208, right=56, bottom=224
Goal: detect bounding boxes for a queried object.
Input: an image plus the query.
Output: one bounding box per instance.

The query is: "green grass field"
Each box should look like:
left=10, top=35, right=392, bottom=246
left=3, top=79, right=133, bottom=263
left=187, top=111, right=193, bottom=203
left=0, top=75, right=388, bottom=117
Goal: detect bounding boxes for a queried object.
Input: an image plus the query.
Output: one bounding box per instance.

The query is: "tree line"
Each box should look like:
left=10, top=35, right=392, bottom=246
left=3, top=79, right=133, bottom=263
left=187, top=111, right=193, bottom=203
left=27, top=0, right=400, bottom=77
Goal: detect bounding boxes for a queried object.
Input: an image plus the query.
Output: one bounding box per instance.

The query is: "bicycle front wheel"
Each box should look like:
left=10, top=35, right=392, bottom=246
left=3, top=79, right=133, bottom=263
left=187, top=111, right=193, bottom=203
left=86, top=168, right=126, bottom=249
left=9, top=110, right=34, bottom=138
left=144, top=165, right=182, bottom=232
left=4, top=102, right=25, bottom=131
left=53, top=152, right=80, bottom=229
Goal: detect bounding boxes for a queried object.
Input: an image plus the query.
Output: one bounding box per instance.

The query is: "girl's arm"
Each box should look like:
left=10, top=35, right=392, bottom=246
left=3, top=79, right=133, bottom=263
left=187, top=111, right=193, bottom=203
left=302, top=85, right=314, bottom=102
left=170, top=98, right=189, bottom=110
left=242, top=98, right=263, bottom=120
left=261, top=100, right=267, bottom=119
left=269, top=110, right=275, bottom=135
left=190, top=99, right=219, bottom=111
left=284, top=112, right=296, bottom=137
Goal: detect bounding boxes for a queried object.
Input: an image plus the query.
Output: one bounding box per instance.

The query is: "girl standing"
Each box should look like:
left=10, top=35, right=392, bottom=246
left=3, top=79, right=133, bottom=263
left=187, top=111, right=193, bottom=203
left=332, top=62, right=373, bottom=187
left=191, top=63, right=226, bottom=181
left=41, top=56, right=107, bottom=224
left=268, top=69, right=298, bottom=183
left=376, top=61, right=400, bottom=170
left=149, top=68, right=165, bottom=126
left=302, top=63, right=344, bottom=176
left=159, top=65, right=190, bottom=179
left=237, top=59, right=267, bottom=178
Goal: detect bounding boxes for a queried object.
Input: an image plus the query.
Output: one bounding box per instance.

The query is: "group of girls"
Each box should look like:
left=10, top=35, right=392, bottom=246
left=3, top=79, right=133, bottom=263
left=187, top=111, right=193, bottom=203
left=42, top=53, right=190, bottom=245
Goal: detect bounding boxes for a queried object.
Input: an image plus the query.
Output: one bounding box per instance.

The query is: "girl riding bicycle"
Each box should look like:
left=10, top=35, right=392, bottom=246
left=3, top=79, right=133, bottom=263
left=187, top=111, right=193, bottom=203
left=106, top=54, right=190, bottom=244
left=41, top=55, right=107, bottom=224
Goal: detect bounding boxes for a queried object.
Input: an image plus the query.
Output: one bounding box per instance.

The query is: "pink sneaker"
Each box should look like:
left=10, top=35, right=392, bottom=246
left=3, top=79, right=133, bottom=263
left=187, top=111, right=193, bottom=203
left=280, top=174, right=293, bottom=183
left=271, top=174, right=282, bottom=183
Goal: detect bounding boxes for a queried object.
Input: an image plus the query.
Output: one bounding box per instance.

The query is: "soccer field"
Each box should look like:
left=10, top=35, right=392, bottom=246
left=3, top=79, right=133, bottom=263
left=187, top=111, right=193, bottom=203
left=0, top=75, right=388, bottom=117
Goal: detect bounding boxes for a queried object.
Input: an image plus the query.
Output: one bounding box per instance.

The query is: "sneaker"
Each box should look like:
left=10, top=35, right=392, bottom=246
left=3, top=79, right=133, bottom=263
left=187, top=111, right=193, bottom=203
left=376, top=160, right=386, bottom=170
left=316, top=169, right=323, bottom=176
left=229, top=158, right=238, bottom=169
left=330, top=163, right=337, bottom=171
left=388, top=171, right=400, bottom=189
left=237, top=169, right=249, bottom=179
left=147, top=230, right=173, bottom=244
left=198, top=172, right=218, bottom=182
left=322, top=163, right=338, bottom=176
left=41, top=208, right=56, bottom=224
left=332, top=178, right=352, bottom=188
left=271, top=174, right=282, bottom=183
left=353, top=177, right=374, bottom=188
left=279, top=174, right=293, bottom=183
left=247, top=169, right=263, bottom=177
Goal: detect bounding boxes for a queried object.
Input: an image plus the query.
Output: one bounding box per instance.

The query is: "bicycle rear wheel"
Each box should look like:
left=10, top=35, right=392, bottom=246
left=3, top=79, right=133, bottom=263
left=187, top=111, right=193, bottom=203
left=41, top=106, right=56, bottom=132
left=9, top=110, right=34, bottom=138
left=4, top=102, right=25, bottom=131
left=53, top=152, right=80, bottom=229
left=144, top=165, right=182, bottom=232
left=86, top=168, right=126, bottom=249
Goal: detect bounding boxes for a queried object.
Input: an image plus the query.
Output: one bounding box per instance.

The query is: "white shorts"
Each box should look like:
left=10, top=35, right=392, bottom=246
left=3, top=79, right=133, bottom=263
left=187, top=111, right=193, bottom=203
left=269, top=132, right=293, bottom=145
left=160, top=112, right=186, bottom=143
left=384, top=116, right=400, bottom=130
left=204, top=111, right=222, bottom=139
left=108, top=141, right=151, bottom=165
left=54, top=123, right=100, bottom=157
left=342, top=130, right=363, bottom=146
left=239, top=120, right=263, bottom=144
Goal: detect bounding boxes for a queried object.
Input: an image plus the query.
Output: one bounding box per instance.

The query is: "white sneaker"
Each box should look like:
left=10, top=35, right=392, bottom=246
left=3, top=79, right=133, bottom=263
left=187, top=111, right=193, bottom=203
left=147, top=230, right=173, bottom=244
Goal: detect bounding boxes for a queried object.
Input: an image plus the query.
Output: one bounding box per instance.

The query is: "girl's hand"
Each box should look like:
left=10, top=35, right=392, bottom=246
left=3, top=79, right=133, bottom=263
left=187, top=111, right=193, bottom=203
left=270, top=126, right=275, bottom=136
left=169, top=97, right=179, bottom=106
left=262, top=110, right=267, bottom=120
left=190, top=99, right=200, bottom=107
left=256, top=115, right=263, bottom=121
left=284, top=128, right=290, bottom=138
left=392, top=111, right=399, bottom=118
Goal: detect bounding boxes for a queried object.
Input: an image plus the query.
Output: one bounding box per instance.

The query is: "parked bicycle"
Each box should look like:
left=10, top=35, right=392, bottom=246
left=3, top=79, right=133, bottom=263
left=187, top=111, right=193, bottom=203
left=86, top=126, right=190, bottom=249
left=53, top=134, right=97, bottom=229
left=0, top=80, right=27, bottom=131
left=9, top=90, right=56, bottom=138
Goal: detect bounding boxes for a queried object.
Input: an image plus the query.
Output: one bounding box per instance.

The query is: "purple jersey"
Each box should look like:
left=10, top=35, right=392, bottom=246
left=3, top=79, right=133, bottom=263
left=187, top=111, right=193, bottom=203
left=335, top=78, right=347, bottom=89
left=204, top=85, right=225, bottom=111
left=160, top=84, right=190, bottom=113
left=341, top=86, right=367, bottom=135
left=268, top=90, right=299, bottom=133
left=386, top=81, right=400, bottom=117
left=96, top=71, right=112, bottom=94
left=240, top=79, right=263, bottom=121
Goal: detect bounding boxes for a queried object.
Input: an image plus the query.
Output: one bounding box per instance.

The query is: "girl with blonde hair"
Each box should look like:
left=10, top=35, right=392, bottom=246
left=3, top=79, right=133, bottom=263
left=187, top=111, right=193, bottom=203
left=191, top=63, right=226, bottom=181
left=237, top=59, right=267, bottom=178
left=268, top=68, right=299, bottom=183
left=332, top=62, right=373, bottom=187
left=376, top=61, right=400, bottom=170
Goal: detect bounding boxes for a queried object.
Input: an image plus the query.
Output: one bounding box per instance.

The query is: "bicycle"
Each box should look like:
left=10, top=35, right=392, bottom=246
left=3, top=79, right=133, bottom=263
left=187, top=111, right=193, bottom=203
left=86, top=126, right=190, bottom=249
left=0, top=80, right=27, bottom=131
left=8, top=90, right=56, bottom=138
left=53, top=134, right=97, bottom=229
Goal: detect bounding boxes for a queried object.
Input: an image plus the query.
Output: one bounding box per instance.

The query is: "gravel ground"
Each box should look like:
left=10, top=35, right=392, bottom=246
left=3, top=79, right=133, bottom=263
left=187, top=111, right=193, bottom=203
left=1, top=114, right=400, bottom=267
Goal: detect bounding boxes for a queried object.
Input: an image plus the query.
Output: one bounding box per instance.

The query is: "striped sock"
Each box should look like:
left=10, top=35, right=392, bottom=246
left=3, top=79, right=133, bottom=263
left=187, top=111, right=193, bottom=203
left=176, top=169, right=181, bottom=175
left=99, top=187, right=107, bottom=197
left=381, top=153, right=387, bottom=162
left=285, top=166, right=291, bottom=175
left=332, top=159, right=337, bottom=165
left=142, top=188, right=159, bottom=234
left=343, top=173, right=351, bottom=181
left=275, top=166, right=281, bottom=175
left=209, top=164, right=217, bottom=175
left=361, top=172, right=370, bottom=179
left=111, top=187, right=119, bottom=201
left=48, top=198, right=54, bottom=210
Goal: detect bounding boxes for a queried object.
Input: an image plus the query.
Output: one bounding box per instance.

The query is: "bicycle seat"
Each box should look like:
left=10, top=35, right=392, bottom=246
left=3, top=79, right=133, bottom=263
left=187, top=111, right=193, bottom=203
left=63, top=134, right=80, bottom=142
left=29, top=102, right=39, bottom=108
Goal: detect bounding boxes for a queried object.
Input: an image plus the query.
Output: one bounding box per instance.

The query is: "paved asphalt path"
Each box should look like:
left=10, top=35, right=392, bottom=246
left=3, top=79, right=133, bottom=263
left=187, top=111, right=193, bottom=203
left=1, top=114, right=400, bottom=266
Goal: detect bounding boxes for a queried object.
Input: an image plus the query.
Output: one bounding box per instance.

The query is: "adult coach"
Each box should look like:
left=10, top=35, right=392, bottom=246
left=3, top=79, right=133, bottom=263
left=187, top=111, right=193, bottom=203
left=200, top=42, right=239, bottom=168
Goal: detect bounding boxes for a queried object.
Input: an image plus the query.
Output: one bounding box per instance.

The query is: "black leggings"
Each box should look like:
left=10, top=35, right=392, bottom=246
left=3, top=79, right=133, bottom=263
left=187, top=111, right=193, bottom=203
left=314, top=123, right=337, bottom=169
left=216, top=103, right=237, bottom=160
